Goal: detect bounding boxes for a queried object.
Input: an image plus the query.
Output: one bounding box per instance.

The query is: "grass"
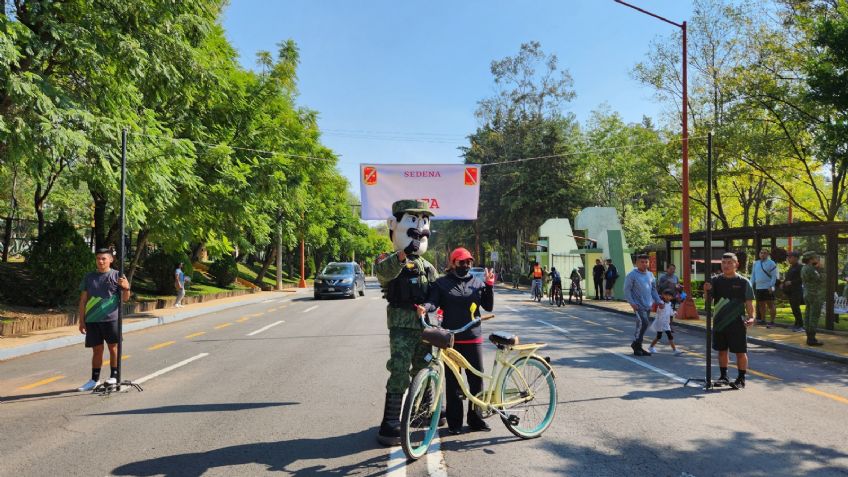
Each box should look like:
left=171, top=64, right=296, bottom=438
left=236, top=262, right=301, bottom=288
left=693, top=298, right=848, bottom=332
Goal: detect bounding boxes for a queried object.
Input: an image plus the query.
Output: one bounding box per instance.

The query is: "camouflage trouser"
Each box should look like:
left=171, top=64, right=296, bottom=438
left=386, top=326, right=430, bottom=394
left=804, top=297, right=823, bottom=335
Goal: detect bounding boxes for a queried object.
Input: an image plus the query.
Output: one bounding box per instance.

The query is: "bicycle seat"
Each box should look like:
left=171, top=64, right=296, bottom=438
left=489, top=331, right=519, bottom=346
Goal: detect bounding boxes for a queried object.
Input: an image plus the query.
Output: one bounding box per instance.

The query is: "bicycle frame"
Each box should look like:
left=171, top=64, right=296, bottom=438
left=420, top=340, right=552, bottom=418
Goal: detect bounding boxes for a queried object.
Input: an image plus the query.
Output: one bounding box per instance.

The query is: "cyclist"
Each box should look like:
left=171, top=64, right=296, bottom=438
left=548, top=267, right=562, bottom=304
left=568, top=268, right=583, bottom=303
left=528, top=262, right=543, bottom=299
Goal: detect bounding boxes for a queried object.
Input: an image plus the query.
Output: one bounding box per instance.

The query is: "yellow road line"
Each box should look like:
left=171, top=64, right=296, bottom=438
left=103, top=355, right=131, bottom=366
left=803, top=387, right=848, bottom=405
left=148, top=340, right=176, bottom=351
left=607, top=327, right=622, bottom=332
left=17, top=375, right=65, bottom=390
left=674, top=347, right=780, bottom=381
left=214, top=323, right=233, bottom=329
left=247, top=313, right=264, bottom=318
left=185, top=332, right=206, bottom=339
left=236, top=317, right=250, bottom=323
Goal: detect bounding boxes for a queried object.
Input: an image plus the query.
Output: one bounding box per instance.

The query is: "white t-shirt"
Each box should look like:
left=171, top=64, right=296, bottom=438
left=653, top=304, right=674, bottom=332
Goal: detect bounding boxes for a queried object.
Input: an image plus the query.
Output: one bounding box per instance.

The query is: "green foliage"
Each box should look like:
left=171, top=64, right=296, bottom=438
left=209, top=255, right=238, bottom=288
left=143, top=249, right=193, bottom=295
left=26, top=216, right=93, bottom=306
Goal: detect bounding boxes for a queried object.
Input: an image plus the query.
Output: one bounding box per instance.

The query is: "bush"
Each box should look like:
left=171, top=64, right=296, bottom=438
left=27, top=216, right=93, bottom=306
left=209, top=255, right=238, bottom=288
left=690, top=280, right=704, bottom=299
left=143, top=249, right=193, bottom=294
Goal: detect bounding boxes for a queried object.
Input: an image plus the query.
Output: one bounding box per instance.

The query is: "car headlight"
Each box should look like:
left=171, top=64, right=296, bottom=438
left=340, top=278, right=353, bottom=284
left=314, top=279, right=323, bottom=285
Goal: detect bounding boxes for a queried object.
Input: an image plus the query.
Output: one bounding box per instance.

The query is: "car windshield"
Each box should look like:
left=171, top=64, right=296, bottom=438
left=322, top=264, right=353, bottom=275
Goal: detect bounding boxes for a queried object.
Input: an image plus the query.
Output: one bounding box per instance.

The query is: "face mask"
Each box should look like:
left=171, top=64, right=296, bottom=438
left=455, top=265, right=470, bottom=277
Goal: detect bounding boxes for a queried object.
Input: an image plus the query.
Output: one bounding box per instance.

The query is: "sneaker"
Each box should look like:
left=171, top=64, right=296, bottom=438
left=766, top=322, right=774, bottom=329
left=648, top=346, right=658, bottom=354
left=78, top=379, right=98, bottom=392
left=175, top=304, right=183, bottom=308
left=714, top=376, right=730, bottom=387
left=673, top=349, right=684, bottom=356
left=448, top=426, right=463, bottom=435
left=794, top=327, right=806, bottom=333
left=639, top=348, right=651, bottom=356
left=105, top=377, right=117, bottom=386
left=732, top=377, right=746, bottom=389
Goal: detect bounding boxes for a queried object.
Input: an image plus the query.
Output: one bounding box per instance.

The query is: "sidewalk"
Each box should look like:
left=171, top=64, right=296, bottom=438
left=0, top=288, right=302, bottom=361
left=582, top=297, right=848, bottom=365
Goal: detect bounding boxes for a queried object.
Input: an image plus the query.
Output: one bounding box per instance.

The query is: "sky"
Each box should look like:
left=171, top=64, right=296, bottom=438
left=221, top=1, right=694, bottom=198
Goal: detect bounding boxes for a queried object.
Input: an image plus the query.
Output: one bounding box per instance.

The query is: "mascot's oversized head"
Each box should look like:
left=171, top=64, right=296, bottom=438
left=388, top=199, right=434, bottom=257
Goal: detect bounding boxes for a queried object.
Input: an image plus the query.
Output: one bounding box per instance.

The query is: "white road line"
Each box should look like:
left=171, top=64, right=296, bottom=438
left=246, top=320, right=285, bottom=337
left=302, top=305, right=319, bottom=313
left=134, top=353, right=209, bottom=385
left=602, top=347, right=700, bottom=388
left=426, top=434, right=448, bottom=477
left=386, top=446, right=407, bottom=477
left=506, top=306, right=519, bottom=313
left=538, top=320, right=569, bottom=334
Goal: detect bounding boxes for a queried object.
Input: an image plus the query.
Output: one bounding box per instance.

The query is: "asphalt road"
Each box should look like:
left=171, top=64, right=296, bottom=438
left=1, top=280, right=847, bottom=477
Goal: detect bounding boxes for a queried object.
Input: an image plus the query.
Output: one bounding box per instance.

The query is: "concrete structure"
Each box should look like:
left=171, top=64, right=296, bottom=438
left=575, top=207, right=630, bottom=299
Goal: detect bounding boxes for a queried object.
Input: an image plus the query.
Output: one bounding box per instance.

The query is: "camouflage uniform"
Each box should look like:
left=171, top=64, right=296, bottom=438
left=376, top=252, right=437, bottom=393
left=801, top=253, right=826, bottom=343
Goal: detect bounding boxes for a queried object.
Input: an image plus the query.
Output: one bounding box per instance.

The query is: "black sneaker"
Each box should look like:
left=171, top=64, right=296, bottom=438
left=732, top=377, right=746, bottom=389
left=807, top=339, right=824, bottom=346
left=448, top=426, right=463, bottom=435
left=714, top=376, right=731, bottom=387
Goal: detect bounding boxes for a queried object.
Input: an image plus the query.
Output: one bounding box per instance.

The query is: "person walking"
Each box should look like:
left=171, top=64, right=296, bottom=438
left=623, top=254, right=663, bottom=356
left=751, top=248, right=778, bottom=328
left=174, top=262, right=187, bottom=308
left=647, top=289, right=684, bottom=356
left=77, top=247, right=131, bottom=391
left=703, top=252, right=755, bottom=389
left=604, top=259, right=619, bottom=300
left=592, top=259, right=605, bottom=300
left=418, top=247, right=494, bottom=435
left=801, top=251, right=826, bottom=346
left=782, top=251, right=805, bottom=332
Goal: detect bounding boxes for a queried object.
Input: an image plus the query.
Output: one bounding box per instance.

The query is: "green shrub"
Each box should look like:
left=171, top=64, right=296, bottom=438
left=27, top=216, right=93, bottom=306
left=143, top=249, right=193, bottom=294
left=209, top=255, right=238, bottom=288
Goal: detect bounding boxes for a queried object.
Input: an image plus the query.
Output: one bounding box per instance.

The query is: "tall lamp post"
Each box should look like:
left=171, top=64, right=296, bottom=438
left=614, top=0, right=697, bottom=318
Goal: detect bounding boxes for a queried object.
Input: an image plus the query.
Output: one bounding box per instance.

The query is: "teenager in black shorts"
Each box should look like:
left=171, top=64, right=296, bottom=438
left=77, top=248, right=131, bottom=391
left=703, top=252, right=755, bottom=389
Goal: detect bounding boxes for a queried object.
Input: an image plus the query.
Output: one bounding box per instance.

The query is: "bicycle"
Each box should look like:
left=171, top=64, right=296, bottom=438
left=401, top=313, right=558, bottom=460
left=531, top=279, right=543, bottom=302
left=568, top=279, right=583, bottom=305
left=549, top=282, right=564, bottom=307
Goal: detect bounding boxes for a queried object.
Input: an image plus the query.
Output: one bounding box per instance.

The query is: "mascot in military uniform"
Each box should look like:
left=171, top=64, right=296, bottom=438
left=375, top=199, right=438, bottom=446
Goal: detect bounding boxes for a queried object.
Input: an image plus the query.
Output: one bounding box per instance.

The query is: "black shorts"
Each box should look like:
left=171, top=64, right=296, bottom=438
left=755, top=289, right=775, bottom=301
left=604, top=279, right=616, bottom=291
left=712, top=322, right=746, bottom=353
left=84, top=321, right=120, bottom=348
left=656, top=330, right=674, bottom=341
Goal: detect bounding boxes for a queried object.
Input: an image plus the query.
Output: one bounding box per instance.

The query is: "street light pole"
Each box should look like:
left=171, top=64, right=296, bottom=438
left=614, top=0, right=697, bottom=318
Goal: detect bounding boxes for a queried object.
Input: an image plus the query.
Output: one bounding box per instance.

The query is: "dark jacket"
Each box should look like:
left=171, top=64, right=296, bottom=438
left=784, top=263, right=803, bottom=297
left=422, top=271, right=494, bottom=341
left=592, top=264, right=605, bottom=279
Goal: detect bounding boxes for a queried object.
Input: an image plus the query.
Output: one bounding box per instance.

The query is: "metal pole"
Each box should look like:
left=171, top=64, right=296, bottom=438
left=117, top=128, right=127, bottom=388
left=298, top=236, right=306, bottom=288
left=276, top=223, right=283, bottom=290
left=681, top=21, right=691, bottom=296
left=705, top=131, right=713, bottom=386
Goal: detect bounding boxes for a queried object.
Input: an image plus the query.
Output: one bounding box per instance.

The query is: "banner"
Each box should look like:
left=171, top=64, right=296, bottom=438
left=359, top=164, right=481, bottom=220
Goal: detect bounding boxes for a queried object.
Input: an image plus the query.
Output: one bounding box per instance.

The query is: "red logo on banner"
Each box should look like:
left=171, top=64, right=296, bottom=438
left=363, top=167, right=377, bottom=186
left=464, top=167, right=478, bottom=186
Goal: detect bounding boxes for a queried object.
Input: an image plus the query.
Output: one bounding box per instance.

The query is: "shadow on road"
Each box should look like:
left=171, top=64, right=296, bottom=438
left=111, top=427, right=387, bottom=476
left=88, top=401, right=298, bottom=416
left=0, top=388, right=85, bottom=403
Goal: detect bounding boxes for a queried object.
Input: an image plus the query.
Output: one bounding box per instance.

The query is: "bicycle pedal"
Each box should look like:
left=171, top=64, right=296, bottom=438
left=507, top=415, right=520, bottom=426
left=544, top=356, right=551, bottom=364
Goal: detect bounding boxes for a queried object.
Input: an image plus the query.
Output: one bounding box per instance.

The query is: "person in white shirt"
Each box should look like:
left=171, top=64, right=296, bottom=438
left=648, top=289, right=683, bottom=356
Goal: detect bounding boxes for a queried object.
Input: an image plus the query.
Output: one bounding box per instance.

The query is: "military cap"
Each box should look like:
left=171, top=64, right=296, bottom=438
left=391, top=199, right=434, bottom=217
left=802, top=251, right=819, bottom=260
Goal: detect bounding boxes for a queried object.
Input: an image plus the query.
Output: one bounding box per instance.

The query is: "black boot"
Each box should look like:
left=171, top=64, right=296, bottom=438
left=467, top=409, right=491, bottom=432
left=806, top=331, right=824, bottom=347
left=377, top=392, right=403, bottom=446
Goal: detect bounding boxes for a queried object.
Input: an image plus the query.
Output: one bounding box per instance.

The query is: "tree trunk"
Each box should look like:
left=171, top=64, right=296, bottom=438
left=34, top=183, right=46, bottom=238
left=127, top=228, right=149, bottom=283
left=255, top=243, right=275, bottom=286
left=91, top=188, right=108, bottom=249
left=191, top=241, right=206, bottom=261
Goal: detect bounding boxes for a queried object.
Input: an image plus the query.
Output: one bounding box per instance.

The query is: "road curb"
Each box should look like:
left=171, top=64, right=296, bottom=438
left=0, top=292, right=298, bottom=362
left=580, top=301, right=848, bottom=366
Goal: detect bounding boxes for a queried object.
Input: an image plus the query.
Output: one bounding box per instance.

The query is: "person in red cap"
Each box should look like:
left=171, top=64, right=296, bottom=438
left=417, top=247, right=494, bottom=435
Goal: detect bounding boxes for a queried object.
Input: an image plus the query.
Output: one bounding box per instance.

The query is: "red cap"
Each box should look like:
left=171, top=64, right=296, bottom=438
left=450, top=247, right=474, bottom=263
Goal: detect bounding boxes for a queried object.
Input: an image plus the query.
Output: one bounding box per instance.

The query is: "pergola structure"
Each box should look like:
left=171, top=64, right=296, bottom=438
left=658, top=221, right=848, bottom=330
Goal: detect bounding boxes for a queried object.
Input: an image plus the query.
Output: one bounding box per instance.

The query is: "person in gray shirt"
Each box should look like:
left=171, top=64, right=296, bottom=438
left=624, top=254, right=663, bottom=356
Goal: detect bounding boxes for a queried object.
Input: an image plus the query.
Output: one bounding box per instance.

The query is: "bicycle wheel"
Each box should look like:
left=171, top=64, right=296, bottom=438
left=556, top=288, right=563, bottom=307
left=499, top=356, right=557, bottom=439
left=401, top=367, right=442, bottom=460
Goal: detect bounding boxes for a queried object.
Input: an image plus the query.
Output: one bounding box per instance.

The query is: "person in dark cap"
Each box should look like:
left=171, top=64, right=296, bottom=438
left=801, top=251, right=825, bottom=346
left=374, top=199, right=439, bottom=446
left=782, top=250, right=805, bottom=332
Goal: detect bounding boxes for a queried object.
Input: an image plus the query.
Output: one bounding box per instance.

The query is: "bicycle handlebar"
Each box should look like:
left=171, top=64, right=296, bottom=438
left=420, top=313, right=495, bottom=334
